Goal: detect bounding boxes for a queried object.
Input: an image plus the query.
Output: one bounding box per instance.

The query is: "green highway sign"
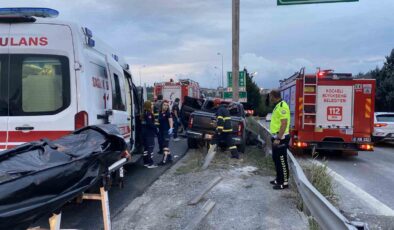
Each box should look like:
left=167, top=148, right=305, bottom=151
left=277, top=0, right=358, bottom=5
left=223, top=91, right=247, bottom=103
left=227, top=71, right=246, bottom=87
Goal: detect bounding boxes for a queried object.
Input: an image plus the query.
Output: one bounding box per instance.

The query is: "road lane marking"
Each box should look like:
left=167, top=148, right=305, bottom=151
left=312, top=160, right=394, bottom=217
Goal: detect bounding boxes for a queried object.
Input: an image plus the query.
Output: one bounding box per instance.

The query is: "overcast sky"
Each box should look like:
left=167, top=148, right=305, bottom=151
left=2, top=0, right=393, bottom=88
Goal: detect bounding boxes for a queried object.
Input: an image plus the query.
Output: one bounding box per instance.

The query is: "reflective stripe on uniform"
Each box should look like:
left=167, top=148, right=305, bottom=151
left=217, top=126, right=224, bottom=130
left=229, top=146, right=237, bottom=149
left=223, top=129, right=233, bottom=132
left=223, top=117, right=231, bottom=120
left=217, top=116, right=224, bottom=119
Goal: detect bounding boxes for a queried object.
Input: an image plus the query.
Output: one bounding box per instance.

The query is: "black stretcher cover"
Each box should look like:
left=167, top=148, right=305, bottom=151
left=0, top=125, right=127, bottom=230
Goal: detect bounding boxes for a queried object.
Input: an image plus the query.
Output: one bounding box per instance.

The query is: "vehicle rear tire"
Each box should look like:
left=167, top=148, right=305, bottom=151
left=187, top=138, right=198, bottom=149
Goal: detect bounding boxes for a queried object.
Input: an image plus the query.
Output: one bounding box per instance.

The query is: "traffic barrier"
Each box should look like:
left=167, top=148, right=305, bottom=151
left=248, top=118, right=369, bottom=230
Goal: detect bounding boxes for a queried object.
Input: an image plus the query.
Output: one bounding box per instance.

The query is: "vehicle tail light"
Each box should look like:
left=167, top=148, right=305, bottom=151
left=293, top=141, right=308, bottom=148
left=237, top=123, right=244, bottom=136
left=359, top=144, right=373, bottom=151
left=374, top=123, right=388, bottom=128
left=188, top=116, right=194, bottom=129
left=75, top=111, right=89, bottom=130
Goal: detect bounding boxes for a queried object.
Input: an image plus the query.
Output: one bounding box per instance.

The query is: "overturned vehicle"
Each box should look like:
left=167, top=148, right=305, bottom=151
left=0, top=125, right=128, bottom=230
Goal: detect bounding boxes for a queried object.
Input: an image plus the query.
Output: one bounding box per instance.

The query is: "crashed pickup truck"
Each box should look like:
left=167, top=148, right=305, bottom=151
left=184, top=98, right=247, bottom=153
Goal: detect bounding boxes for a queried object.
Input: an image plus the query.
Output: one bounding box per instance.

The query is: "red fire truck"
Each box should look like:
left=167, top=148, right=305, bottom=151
left=154, top=79, right=200, bottom=107
left=280, top=68, right=375, bottom=154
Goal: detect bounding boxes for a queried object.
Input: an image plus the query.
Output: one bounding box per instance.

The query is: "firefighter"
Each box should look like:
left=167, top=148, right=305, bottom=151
left=210, top=98, right=239, bottom=159
left=158, top=100, right=174, bottom=165
left=154, top=95, right=164, bottom=154
left=141, top=101, right=158, bottom=168
left=269, top=89, right=290, bottom=190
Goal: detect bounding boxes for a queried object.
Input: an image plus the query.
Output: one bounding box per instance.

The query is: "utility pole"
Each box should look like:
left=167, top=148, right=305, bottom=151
left=232, top=0, right=240, bottom=102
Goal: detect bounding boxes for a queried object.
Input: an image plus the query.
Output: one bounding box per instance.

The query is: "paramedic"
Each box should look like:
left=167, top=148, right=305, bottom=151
left=154, top=95, right=164, bottom=154
left=158, top=100, right=174, bottom=165
left=141, top=101, right=158, bottom=168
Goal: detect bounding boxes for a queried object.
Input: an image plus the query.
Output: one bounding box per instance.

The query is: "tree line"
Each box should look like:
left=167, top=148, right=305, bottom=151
left=356, top=49, right=394, bottom=112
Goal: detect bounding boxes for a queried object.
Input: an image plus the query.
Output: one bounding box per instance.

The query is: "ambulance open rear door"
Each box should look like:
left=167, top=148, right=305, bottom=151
left=105, top=55, right=132, bottom=145
left=0, top=32, right=10, bottom=150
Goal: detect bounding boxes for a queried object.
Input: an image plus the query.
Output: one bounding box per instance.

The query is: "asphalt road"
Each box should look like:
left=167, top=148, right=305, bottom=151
left=314, top=142, right=394, bottom=210
left=31, top=138, right=188, bottom=230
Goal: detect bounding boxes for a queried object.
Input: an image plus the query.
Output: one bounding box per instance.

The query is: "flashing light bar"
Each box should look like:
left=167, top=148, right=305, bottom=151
left=0, top=7, right=59, bottom=18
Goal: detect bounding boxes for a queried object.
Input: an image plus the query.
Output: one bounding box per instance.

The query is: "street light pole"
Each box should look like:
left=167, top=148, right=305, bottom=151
left=214, top=66, right=220, bottom=88
left=217, top=52, right=224, bottom=89
left=139, top=65, right=146, bottom=86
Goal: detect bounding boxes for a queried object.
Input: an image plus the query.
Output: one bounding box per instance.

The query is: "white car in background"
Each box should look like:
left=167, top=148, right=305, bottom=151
left=265, top=113, right=272, bottom=122
left=372, top=112, right=394, bottom=143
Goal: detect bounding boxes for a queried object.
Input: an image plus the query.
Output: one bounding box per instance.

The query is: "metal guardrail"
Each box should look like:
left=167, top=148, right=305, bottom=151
left=251, top=118, right=368, bottom=230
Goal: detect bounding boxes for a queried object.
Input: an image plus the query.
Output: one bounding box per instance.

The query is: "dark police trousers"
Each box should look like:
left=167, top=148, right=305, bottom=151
left=271, top=135, right=290, bottom=185
left=142, top=129, right=155, bottom=165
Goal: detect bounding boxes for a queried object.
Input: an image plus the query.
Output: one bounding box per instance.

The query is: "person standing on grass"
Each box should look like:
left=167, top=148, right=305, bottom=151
left=158, top=100, right=174, bottom=165
left=172, top=98, right=181, bottom=142
left=269, top=89, right=290, bottom=190
left=141, top=101, right=158, bottom=168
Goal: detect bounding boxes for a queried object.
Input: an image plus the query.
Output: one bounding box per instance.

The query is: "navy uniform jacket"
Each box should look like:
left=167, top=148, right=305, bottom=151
left=216, top=105, right=233, bottom=133
left=159, top=110, right=172, bottom=133
left=142, top=111, right=157, bottom=136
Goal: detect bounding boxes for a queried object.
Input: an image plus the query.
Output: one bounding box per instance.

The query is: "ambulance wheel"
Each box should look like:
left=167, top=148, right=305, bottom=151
left=188, top=138, right=198, bottom=149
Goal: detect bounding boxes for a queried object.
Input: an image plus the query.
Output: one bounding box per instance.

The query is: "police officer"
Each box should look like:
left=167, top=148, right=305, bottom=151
left=269, top=90, right=290, bottom=190
left=211, top=98, right=239, bottom=159
left=154, top=95, right=164, bottom=154
left=141, top=101, right=158, bottom=168
left=158, top=100, right=174, bottom=165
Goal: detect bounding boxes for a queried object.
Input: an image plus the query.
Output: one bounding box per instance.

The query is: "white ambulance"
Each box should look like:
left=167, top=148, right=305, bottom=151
left=0, top=8, right=141, bottom=151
